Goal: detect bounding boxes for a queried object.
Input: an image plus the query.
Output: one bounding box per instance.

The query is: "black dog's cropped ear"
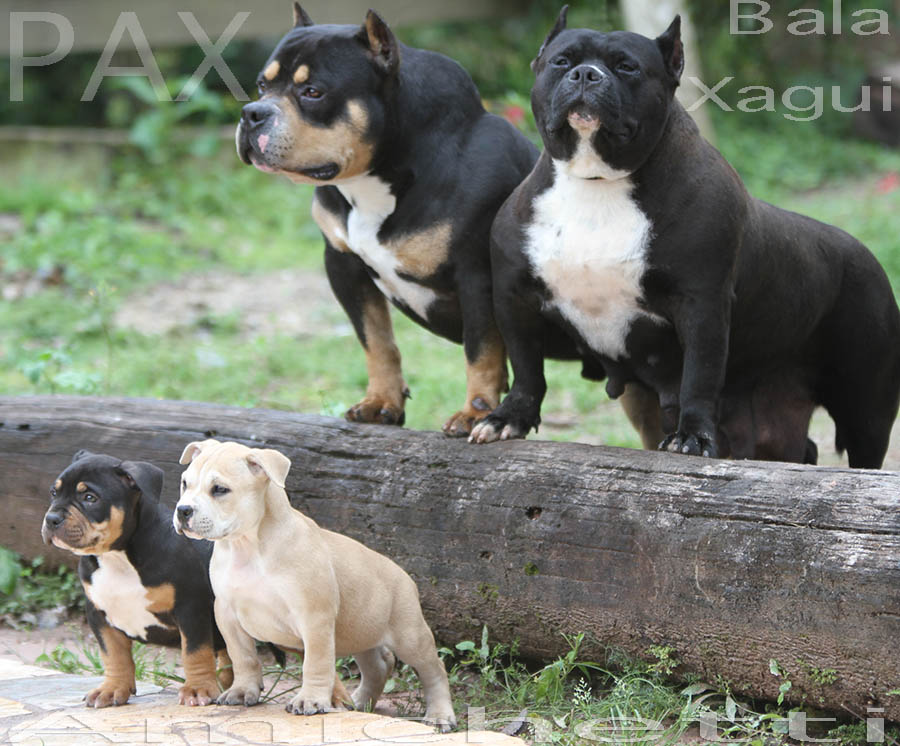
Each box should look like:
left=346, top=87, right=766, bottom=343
left=71, top=449, right=95, bottom=464
left=359, top=9, right=400, bottom=75
left=532, top=5, right=569, bottom=72
left=656, top=15, right=684, bottom=84
left=293, top=2, right=314, bottom=28
left=118, top=461, right=165, bottom=502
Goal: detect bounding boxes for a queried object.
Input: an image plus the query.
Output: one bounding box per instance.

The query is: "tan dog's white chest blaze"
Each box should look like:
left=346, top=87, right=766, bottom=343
left=175, top=439, right=455, bottom=730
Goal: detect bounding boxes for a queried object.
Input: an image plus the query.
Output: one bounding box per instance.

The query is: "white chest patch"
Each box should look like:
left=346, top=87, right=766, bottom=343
left=337, top=176, right=439, bottom=320
left=524, top=160, right=663, bottom=360
left=84, top=551, right=167, bottom=639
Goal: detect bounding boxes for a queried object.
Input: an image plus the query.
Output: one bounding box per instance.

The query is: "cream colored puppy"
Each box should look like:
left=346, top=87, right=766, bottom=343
left=173, top=439, right=456, bottom=731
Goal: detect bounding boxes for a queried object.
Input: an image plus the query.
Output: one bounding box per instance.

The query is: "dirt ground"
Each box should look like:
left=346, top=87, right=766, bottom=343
left=113, top=269, right=900, bottom=470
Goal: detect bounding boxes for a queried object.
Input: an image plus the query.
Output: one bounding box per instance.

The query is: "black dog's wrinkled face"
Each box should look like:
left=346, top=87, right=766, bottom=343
left=42, top=451, right=163, bottom=555
left=235, top=4, right=399, bottom=185
left=531, top=7, right=684, bottom=178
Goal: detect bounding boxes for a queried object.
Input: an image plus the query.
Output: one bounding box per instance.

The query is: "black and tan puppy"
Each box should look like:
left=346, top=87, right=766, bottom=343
left=235, top=4, right=537, bottom=435
left=41, top=451, right=232, bottom=707
left=472, top=9, right=900, bottom=467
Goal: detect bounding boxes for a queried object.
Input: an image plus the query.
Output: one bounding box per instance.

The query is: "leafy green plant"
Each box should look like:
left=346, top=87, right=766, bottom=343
left=0, top=552, right=84, bottom=618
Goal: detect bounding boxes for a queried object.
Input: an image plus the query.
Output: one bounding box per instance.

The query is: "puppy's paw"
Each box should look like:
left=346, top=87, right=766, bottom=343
left=442, top=397, right=493, bottom=437
left=424, top=708, right=457, bottom=733
left=346, top=393, right=407, bottom=427
left=217, top=682, right=260, bottom=707
left=469, top=414, right=527, bottom=444
left=659, top=431, right=717, bottom=458
left=286, top=688, right=340, bottom=716
left=179, top=680, right=218, bottom=706
left=85, top=679, right=135, bottom=708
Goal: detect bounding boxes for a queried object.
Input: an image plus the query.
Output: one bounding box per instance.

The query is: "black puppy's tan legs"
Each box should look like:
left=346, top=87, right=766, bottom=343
left=443, top=327, right=508, bottom=437
left=325, top=243, right=409, bottom=426
left=85, top=601, right=135, bottom=708
left=619, top=382, right=665, bottom=450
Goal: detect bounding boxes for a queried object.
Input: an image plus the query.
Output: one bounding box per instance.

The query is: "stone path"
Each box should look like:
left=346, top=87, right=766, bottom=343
left=0, top=657, right=523, bottom=746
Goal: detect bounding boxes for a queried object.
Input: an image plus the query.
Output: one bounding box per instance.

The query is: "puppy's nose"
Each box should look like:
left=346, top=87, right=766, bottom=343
left=44, top=511, right=64, bottom=529
left=176, top=505, right=194, bottom=523
left=241, top=101, right=278, bottom=130
left=568, top=64, right=605, bottom=85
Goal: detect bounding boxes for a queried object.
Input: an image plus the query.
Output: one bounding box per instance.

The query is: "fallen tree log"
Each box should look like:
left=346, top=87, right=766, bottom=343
left=1, top=395, right=898, bottom=720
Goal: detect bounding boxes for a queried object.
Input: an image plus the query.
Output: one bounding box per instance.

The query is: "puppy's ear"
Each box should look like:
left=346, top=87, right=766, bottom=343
left=359, top=10, right=400, bottom=75
left=71, top=449, right=95, bottom=464
left=292, top=2, right=314, bottom=28
left=245, top=449, right=291, bottom=490
left=532, top=5, right=568, bottom=72
left=118, top=461, right=165, bottom=502
left=656, top=15, right=684, bottom=84
left=179, top=439, right=220, bottom=465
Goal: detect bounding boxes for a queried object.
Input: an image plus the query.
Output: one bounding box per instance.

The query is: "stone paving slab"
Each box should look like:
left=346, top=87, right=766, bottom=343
left=0, top=657, right=524, bottom=746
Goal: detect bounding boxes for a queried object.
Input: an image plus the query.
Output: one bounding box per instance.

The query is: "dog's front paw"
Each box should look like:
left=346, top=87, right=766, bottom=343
left=85, top=679, right=135, bottom=708
left=217, top=682, right=260, bottom=707
left=346, top=393, right=407, bottom=427
left=179, top=680, right=218, bottom=706
left=660, top=431, right=717, bottom=458
left=442, top=396, right=494, bottom=437
left=286, top=688, right=339, bottom=715
left=469, top=412, right=529, bottom=444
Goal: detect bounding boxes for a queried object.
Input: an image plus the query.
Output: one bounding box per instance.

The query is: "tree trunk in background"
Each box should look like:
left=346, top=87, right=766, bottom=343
left=620, top=0, right=716, bottom=143
left=1, top=396, right=898, bottom=720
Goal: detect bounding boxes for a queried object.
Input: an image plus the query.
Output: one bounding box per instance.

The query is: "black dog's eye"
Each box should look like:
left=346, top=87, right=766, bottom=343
left=50, top=487, right=57, bottom=498
left=300, top=86, right=323, bottom=100
left=616, top=60, right=639, bottom=74
left=83, top=493, right=98, bottom=504
left=181, top=478, right=186, bottom=492
left=552, top=56, right=570, bottom=69
left=211, top=485, right=230, bottom=497
left=257, top=79, right=267, bottom=94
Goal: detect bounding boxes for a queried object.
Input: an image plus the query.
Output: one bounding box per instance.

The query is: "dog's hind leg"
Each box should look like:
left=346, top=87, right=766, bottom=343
left=391, top=621, right=456, bottom=732
left=351, top=646, right=395, bottom=711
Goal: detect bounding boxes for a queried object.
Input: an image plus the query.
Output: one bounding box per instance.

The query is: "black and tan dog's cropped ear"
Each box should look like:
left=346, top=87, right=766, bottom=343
left=179, top=439, right=221, bottom=465
left=293, top=2, right=314, bottom=28
left=656, top=15, right=684, bottom=84
left=71, top=449, right=96, bottom=464
left=245, top=449, right=291, bottom=489
left=118, top=461, right=165, bottom=502
left=360, top=10, right=400, bottom=75
left=532, top=5, right=568, bottom=72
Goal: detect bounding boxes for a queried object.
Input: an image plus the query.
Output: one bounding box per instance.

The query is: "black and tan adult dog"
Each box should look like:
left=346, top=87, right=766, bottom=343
left=235, top=4, right=537, bottom=435
left=471, top=8, right=900, bottom=468
left=41, top=451, right=232, bottom=707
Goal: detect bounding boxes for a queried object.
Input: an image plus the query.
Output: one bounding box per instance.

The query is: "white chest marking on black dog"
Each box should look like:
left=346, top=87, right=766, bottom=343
left=84, top=551, right=165, bottom=639
left=337, top=176, right=438, bottom=319
left=524, top=160, right=664, bottom=360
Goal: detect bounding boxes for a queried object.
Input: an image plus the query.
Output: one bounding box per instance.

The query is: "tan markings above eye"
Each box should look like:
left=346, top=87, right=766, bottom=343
left=76, top=481, right=87, bottom=492
left=263, top=60, right=281, bottom=81
left=293, top=64, right=310, bottom=85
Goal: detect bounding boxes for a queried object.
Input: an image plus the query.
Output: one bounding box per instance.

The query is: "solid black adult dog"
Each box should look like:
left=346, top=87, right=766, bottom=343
left=42, top=451, right=232, bottom=707
left=471, top=8, right=900, bottom=468
left=235, top=4, right=537, bottom=436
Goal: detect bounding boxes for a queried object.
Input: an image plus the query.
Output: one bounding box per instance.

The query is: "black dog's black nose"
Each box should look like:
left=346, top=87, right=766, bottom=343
left=44, top=511, right=64, bottom=528
left=241, top=101, right=277, bottom=129
left=176, top=505, right=194, bottom=522
left=568, top=64, right=605, bottom=85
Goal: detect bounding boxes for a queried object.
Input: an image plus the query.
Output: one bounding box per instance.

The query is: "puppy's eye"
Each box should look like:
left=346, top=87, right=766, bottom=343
left=211, top=485, right=230, bottom=497
left=616, top=60, right=639, bottom=74
left=257, top=79, right=267, bottom=95
left=300, top=86, right=323, bottom=100
left=552, top=56, right=570, bottom=69
left=50, top=488, right=57, bottom=498
left=181, top=478, right=186, bottom=493
left=83, top=493, right=98, bottom=504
